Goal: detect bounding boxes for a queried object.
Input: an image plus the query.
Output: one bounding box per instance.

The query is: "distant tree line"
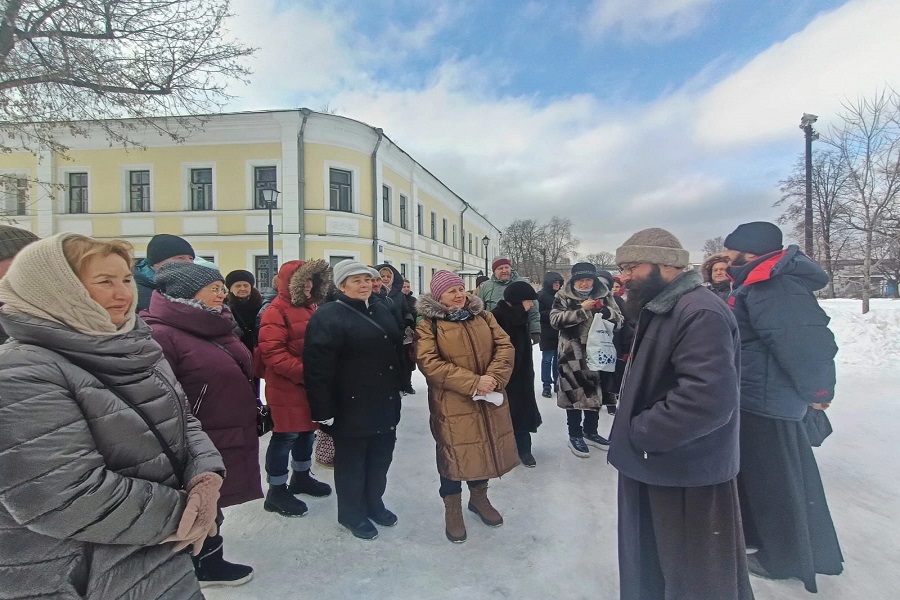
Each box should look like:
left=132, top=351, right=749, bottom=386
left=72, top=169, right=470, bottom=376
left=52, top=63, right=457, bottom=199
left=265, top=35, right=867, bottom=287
left=500, top=217, right=579, bottom=281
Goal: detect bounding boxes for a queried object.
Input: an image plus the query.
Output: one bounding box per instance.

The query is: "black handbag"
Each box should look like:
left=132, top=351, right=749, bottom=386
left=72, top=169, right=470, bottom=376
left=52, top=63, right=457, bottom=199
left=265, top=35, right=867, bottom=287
left=803, top=407, right=833, bottom=447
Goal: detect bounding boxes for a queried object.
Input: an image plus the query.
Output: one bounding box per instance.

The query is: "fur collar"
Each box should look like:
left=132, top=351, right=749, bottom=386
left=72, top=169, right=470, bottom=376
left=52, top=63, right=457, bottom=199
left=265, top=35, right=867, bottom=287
left=644, top=270, right=703, bottom=315
left=289, top=259, right=331, bottom=306
left=416, top=293, right=484, bottom=319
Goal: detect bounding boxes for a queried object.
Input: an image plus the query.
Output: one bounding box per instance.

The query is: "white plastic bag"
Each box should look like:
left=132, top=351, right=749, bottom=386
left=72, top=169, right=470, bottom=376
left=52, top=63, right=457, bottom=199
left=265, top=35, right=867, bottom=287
left=585, top=314, right=617, bottom=372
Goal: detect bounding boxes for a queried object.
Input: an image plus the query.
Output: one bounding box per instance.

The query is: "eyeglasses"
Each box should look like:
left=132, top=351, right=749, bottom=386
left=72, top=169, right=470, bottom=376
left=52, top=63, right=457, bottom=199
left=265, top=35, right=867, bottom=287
left=206, top=285, right=228, bottom=295
left=618, top=263, right=645, bottom=275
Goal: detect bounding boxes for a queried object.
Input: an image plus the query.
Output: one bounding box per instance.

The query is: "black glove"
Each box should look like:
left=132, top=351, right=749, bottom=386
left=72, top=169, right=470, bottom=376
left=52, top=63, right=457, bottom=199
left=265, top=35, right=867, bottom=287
left=530, top=333, right=541, bottom=345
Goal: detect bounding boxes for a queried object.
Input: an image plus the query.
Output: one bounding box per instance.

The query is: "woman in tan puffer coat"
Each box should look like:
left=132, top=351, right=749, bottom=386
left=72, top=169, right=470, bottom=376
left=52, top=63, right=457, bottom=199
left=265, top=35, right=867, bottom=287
left=416, top=270, right=518, bottom=544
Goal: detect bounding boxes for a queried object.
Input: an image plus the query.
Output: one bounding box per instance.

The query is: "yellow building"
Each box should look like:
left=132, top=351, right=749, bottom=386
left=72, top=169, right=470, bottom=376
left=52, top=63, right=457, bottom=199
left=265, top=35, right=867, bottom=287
left=0, top=109, right=501, bottom=292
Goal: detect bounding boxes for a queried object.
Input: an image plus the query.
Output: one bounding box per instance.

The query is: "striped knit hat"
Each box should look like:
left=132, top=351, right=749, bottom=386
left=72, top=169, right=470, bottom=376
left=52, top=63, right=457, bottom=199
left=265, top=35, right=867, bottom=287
left=430, top=270, right=465, bottom=299
left=0, top=225, right=39, bottom=262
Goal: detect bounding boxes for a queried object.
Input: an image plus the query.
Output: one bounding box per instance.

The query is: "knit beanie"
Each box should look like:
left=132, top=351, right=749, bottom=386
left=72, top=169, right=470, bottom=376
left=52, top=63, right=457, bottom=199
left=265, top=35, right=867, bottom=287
left=0, top=232, right=137, bottom=335
left=146, top=234, right=195, bottom=266
left=225, top=269, right=256, bottom=289
left=724, top=222, right=783, bottom=255
left=431, top=270, right=465, bottom=299
left=0, top=225, right=39, bottom=262
left=615, top=228, right=689, bottom=268
left=503, top=280, right=538, bottom=304
left=475, top=275, right=489, bottom=287
left=156, top=261, right=224, bottom=300
left=491, top=256, right=511, bottom=272
left=333, top=259, right=377, bottom=287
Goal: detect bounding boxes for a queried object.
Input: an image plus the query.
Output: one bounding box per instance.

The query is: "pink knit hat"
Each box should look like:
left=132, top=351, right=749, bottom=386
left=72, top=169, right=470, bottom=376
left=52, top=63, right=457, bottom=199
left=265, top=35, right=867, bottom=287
left=430, top=270, right=465, bottom=299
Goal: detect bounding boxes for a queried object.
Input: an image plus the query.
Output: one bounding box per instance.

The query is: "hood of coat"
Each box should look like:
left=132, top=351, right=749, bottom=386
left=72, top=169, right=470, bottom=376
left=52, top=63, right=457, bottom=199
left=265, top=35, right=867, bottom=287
left=493, top=299, right=529, bottom=326
left=542, top=271, right=564, bottom=293
left=375, top=263, right=404, bottom=295
left=701, top=253, right=731, bottom=283
left=288, top=259, right=331, bottom=307
left=141, top=290, right=237, bottom=338
left=643, top=270, right=704, bottom=315
left=728, top=245, right=828, bottom=292
left=416, top=293, right=484, bottom=319
left=133, top=258, right=156, bottom=287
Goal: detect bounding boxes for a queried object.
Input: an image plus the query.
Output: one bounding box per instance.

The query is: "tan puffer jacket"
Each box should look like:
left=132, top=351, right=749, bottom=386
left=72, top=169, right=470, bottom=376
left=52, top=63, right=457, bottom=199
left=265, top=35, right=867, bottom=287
left=416, top=294, right=519, bottom=481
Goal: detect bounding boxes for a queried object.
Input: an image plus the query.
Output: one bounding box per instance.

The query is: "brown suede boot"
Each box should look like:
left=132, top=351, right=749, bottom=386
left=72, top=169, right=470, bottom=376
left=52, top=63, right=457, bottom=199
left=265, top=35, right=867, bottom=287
left=443, top=494, right=467, bottom=543
left=467, top=483, right=503, bottom=527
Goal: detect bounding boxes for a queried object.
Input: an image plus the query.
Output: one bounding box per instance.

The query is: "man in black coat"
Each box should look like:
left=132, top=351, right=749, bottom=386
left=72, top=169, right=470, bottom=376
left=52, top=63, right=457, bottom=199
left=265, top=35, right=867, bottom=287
left=537, top=271, right=564, bottom=397
left=608, top=228, right=752, bottom=600
left=724, top=221, right=842, bottom=591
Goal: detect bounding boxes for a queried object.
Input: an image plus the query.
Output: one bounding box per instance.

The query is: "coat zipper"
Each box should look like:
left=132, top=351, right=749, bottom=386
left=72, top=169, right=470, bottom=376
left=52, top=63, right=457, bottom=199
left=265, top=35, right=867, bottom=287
left=193, top=383, right=209, bottom=415
left=616, top=310, right=649, bottom=460
left=151, top=366, right=188, bottom=459
left=461, top=319, right=503, bottom=476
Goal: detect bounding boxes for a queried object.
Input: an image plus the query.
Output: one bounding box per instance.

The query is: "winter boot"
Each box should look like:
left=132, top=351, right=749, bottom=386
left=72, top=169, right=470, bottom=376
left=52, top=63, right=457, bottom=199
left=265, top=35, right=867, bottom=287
left=443, top=493, right=467, bottom=543
left=541, top=385, right=552, bottom=398
left=263, top=484, right=308, bottom=517
left=288, top=469, right=332, bottom=497
left=568, top=436, right=590, bottom=458
left=192, top=535, right=253, bottom=588
left=467, top=483, right=503, bottom=527
left=584, top=432, right=610, bottom=450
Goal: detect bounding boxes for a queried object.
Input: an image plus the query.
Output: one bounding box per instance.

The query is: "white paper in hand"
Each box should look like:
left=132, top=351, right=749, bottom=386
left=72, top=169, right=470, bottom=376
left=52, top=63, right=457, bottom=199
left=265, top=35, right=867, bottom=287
left=472, top=391, right=504, bottom=406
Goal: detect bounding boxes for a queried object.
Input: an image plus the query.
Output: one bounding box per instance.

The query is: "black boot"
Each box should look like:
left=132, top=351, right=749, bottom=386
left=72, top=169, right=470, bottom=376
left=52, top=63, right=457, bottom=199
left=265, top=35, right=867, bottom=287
left=192, top=535, right=253, bottom=588
left=264, top=484, right=308, bottom=517
left=288, top=469, right=332, bottom=497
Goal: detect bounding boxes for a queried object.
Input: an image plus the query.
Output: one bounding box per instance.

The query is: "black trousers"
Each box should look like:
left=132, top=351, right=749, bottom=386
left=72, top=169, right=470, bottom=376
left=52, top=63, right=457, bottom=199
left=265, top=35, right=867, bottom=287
left=566, top=409, right=599, bottom=437
left=618, top=475, right=754, bottom=600
left=438, top=475, right=488, bottom=498
left=332, top=432, right=396, bottom=526
left=514, top=430, right=532, bottom=454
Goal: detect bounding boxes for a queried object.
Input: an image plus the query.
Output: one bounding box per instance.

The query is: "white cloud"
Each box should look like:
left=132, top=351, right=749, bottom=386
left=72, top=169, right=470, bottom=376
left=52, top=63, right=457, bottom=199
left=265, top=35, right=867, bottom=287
left=583, top=0, right=719, bottom=42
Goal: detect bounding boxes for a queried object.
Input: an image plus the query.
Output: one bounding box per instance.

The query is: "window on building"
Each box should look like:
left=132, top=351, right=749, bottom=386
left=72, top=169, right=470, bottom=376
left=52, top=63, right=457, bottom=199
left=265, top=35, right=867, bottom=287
left=2, top=176, right=28, bottom=216
left=417, top=204, right=424, bottom=235
left=417, top=265, right=424, bottom=295
left=329, top=168, right=352, bottom=212
left=190, top=168, right=213, bottom=211
left=442, top=218, right=448, bottom=244
left=430, top=211, right=436, bottom=239
left=452, top=224, right=457, bottom=248
left=68, top=172, right=88, bottom=214
left=399, top=194, right=408, bottom=229
left=254, top=166, right=278, bottom=208
left=128, top=170, right=150, bottom=212
left=431, top=267, right=437, bottom=278
left=400, top=263, right=408, bottom=278
left=254, top=255, right=279, bottom=290
left=382, top=185, right=392, bottom=223
left=468, top=233, right=473, bottom=254
left=329, top=255, right=355, bottom=268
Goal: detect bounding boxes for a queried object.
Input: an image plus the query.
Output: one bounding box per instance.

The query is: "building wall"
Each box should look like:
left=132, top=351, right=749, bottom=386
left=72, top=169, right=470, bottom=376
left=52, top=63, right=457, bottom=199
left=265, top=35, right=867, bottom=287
left=0, top=110, right=501, bottom=293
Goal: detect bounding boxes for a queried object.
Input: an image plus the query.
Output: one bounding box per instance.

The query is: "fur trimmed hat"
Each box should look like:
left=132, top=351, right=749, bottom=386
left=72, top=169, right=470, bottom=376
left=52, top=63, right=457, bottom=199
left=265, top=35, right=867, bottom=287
left=0, top=225, right=39, bottom=262
left=225, top=269, right=255, bottom=289
left=430, top=270, right=465, bottom=299
left=491, top=256, right=511, bottom=272
left=146, top=234, right=194, bottom=266
left=503, top=280, right=538, bottom=304
left=570, top=262, right=598, bottom=281
left=615, top=228, right=689, bottom=268
left=156, top=261, right=224, bottom=300
left=724, top=222, right=783, bottom=255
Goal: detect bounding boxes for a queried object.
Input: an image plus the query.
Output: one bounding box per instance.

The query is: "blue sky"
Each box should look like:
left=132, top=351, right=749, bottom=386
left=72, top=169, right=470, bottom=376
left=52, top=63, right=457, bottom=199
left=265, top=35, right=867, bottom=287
left=227, top=0, right=898, bottom=257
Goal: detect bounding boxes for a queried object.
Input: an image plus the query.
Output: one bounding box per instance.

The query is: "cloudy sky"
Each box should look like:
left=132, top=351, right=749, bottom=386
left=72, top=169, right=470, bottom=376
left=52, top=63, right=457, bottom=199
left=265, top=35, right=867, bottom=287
left=225, top=0, right=899, bottom=258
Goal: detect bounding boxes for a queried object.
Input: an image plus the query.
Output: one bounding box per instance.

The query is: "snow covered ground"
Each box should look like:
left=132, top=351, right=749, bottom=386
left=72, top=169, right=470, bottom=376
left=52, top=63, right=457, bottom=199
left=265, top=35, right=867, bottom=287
left=205, top=299, right=900, bottom=600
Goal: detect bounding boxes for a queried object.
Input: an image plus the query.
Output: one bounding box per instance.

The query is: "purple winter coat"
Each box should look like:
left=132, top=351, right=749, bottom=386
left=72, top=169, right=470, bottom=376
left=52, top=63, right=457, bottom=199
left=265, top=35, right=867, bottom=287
left=142, top=292, right=263, bottom=508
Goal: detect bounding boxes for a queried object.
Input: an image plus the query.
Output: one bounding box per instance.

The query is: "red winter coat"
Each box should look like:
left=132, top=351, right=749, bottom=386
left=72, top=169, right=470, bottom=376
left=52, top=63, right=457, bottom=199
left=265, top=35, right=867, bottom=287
left=258, top=259, right=331, bottom=432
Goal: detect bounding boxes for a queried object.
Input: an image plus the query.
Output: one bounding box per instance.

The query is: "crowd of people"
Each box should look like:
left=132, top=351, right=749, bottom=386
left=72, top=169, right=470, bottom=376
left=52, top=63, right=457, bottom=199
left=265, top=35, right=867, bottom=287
left=0, top=221, right=842, bottom=599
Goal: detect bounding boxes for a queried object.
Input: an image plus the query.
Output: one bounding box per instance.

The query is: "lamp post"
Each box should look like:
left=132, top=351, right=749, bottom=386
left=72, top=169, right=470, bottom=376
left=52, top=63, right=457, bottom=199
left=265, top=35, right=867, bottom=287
left=259, top=188, right=281, bottom=289
left=482, top=235, right=490, bottom=276
left=799, top=113, right=819, bottom=257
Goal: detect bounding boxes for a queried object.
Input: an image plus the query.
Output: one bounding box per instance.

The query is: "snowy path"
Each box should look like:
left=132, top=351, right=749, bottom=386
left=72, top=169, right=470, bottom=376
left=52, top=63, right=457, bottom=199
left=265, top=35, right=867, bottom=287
left=205, top=300, right=900, bottom=600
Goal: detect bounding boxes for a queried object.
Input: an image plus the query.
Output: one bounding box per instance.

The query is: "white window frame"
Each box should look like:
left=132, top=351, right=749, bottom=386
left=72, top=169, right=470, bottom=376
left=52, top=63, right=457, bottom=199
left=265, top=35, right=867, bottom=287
left=57, top=166, right=91, bottom=214
left=324, top=161, right=361, bottom=213
left=181, top=162, right=216, bottom=211
left=399, top=194, right=409, bottom=230
left=0, top=170, right=30, bottom=216
left=382, top=183, right=393, bottom=224
left=120, top=164, right=154, bottom=213
left=246, top=160, right=282, bottom=209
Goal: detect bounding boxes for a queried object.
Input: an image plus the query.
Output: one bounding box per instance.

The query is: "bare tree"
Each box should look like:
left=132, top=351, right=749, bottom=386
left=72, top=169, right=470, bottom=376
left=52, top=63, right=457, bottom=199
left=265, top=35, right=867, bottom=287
left=701, top=237, right=725, bottom=259
left=501, top=219, right=543, bottom=278
left=825, top=88, right=900, bottom=313
left=0, top=0, right=254, bottom=156
left=776, top=150, right=854, bottom=298
left=539, top=217, right=580, bottom=269
left=581, top=251, right=617, bottom=270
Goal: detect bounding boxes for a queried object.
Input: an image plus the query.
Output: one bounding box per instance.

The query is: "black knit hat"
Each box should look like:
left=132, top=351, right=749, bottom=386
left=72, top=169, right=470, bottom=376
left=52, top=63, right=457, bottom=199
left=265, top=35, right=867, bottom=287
left=146, top=234, right=195, bottom=266
left=570, top=262, right=598, bottom=281
left=476, top=275, right=489, bottom=287
left=225, top=269, right=255, bottom=289
left=0, top=225, right=39, bottom=262
left=503, top=280, right=538, bottom=304
left=156, top=261, right=224, bottom=299
left=724, top=222, right=783, bottom=255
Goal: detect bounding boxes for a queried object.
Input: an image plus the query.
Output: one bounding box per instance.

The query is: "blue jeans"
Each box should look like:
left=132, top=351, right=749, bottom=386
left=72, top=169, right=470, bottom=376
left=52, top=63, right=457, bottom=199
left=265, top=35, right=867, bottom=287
left=265, top=431, right=316, bottom=485
left=541, top=350, right=558, bottom=387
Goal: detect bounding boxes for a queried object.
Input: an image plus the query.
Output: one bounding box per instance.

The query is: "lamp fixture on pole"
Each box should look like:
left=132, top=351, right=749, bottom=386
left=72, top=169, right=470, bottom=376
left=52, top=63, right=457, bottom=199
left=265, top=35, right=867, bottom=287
left=482, top=235, right=490, bottom=276
left=259, top=188, right=281, bottom=289
left=799, top=113, right=819, bottom=257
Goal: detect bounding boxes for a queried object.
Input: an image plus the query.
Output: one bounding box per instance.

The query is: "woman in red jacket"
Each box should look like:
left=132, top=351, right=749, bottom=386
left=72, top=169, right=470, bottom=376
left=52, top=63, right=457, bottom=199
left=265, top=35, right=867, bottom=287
left=258, top=259, right=332, bottom=517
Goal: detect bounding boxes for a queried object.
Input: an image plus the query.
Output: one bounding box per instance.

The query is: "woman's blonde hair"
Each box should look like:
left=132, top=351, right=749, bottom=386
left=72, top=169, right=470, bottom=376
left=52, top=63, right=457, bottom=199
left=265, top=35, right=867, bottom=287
left=62, top=234, right=134, bottom=276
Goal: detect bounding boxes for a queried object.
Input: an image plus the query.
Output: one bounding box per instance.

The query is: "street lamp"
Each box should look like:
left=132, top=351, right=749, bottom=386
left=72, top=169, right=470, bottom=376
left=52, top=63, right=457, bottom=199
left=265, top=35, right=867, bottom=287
left=482, top=235, right=490, bottom=276
left=259, top=187, right=280, bottom=289
left=799, top=113, right=819, bottom=257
